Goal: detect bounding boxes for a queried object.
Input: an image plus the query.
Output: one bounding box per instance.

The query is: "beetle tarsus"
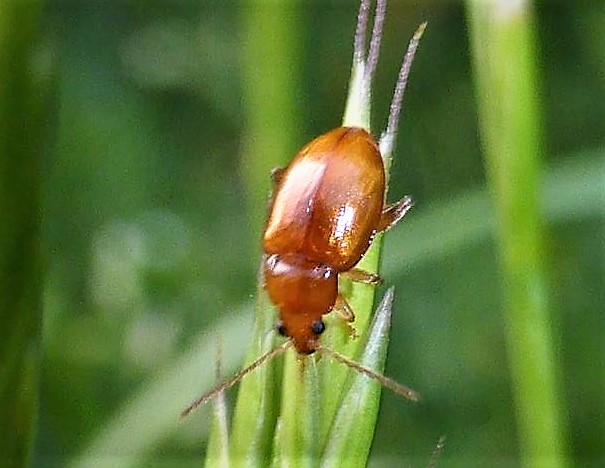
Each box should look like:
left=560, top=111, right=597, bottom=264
left=378, top=195, right=413, bottom=232
left=335, top=294, right=356, bottom=323
left=343, top=268, right=382, bottom=285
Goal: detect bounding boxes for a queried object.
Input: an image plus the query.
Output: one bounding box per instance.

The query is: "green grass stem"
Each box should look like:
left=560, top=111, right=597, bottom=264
left=239, top=1, right=304, bottom=253
left=466, top=1, right=570, bottom=466
left=204, top=346, right=231, bottom=468
left=321, top=288, right=397, bottom=468
left=212, top=3, right=305, bottom=465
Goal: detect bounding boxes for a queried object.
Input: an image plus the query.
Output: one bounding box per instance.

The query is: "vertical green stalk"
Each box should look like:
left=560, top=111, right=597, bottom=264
left=321, top=288, right=399, bottom=468
left=466, top=2, right=569, bottom=467
left=272, top=353, right=319, bottom=468
left=317, top=55, right=377, bottom=444
left=204, top=347, right=231, bottom=468
left=239, top=0, right=304, bottom=251
left=0, top=0, right=43, bottom=465
left=216, top=2, right=304, bottom=466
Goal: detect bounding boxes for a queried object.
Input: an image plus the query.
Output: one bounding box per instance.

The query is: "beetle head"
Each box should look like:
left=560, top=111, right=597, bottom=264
left=263, top=254, right=337, bottom=354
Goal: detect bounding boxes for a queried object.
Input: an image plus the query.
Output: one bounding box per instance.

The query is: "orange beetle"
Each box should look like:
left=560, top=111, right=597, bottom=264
left=263, top=126, right=412, bottom=354
left=180, top=14, right=426, bottom=418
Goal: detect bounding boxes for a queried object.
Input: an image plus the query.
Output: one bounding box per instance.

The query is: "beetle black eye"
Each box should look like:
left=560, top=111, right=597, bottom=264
left=276, top=321, right=288, bottom=337
left=310, top=320, right=325, bottom=335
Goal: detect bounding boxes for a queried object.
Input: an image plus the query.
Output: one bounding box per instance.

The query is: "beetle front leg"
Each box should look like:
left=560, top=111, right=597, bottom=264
left=334, top=294, right=355, bottom=322
left=333, top=294, right=359, bottom=339
left=378, top=195, right=413, bottom=232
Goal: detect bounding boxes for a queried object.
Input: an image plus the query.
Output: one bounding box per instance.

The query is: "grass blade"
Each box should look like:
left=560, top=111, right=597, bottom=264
left=204, top=346, right=231, bottom=468
left=272, top=352, right=319, bottom=468
left=466, top=1, right=570, bottom=465
left=321, top=288, right=407, bottom=468
left=227, top=289, right=281, bottom=467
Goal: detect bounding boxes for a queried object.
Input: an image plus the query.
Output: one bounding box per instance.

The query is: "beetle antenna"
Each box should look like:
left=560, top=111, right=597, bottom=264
left=316, top=344, right=420, bottom=402
left=180, top=340, right=293, bottom=419
left=353, top=0, right=371, bottom=65
left=381, top=22, right=427, bottom=154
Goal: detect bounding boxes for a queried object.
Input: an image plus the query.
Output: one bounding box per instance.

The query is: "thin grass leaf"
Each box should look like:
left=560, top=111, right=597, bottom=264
left=204, top=346, right=231, bottom=468
left=226, top=2, right=303, bottom=463
left=204, top=392, right=230, bottom=468
left=227, top=288, right=281, bottom=466
left=321, top=288, right=402, bottom=468
left=272, top=352, right=320, bottom=468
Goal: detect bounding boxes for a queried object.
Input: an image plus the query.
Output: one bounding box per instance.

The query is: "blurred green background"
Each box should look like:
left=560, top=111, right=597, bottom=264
left=1, top=0, right=603, bottom=466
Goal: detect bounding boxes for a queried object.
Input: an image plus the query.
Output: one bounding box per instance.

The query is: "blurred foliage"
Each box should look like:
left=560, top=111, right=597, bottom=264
left=0, top=0, right=598, bottom=466
left=0, top=0, right=44, bottom=465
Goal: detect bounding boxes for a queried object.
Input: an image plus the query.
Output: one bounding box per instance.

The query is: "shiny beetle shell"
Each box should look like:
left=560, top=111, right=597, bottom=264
left=262, top=127, right=388, bottom=354
left=263, top=127, right=385, bottom=270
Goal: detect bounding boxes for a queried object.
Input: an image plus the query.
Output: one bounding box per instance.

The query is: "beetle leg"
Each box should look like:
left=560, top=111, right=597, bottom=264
left=334, top=294, right=359, bottom=339
left=342, top=268, right=382, bottom=285
left=335, top=294, right=355, bottom=322
left=270, top=167, right=285, bottom=187
left=378, top=195, right=413, bottom=232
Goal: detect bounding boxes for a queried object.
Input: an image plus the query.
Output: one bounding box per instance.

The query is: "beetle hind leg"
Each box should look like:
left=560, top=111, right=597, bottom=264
left=378, top=195, right=413, bottom=232
left=342, top=268, right=382, bottom=285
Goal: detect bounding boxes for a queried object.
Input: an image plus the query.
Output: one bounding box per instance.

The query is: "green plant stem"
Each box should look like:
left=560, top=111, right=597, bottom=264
left=316, top=56, right=381, bottom=447
left=0, top=0, right=43, bottom=465
left=273, top=352, right=319, bottom=468
left=221, top=3, right=304, bottom=466
left=466, top=1, right=569, bottom=466
left=204, top=347, right=231, bottom=468
left=239, top=1, right=304, bottom=256
left=321, top=288, right=397, bottom=468
left=226, top=284, right=280, bottom=467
